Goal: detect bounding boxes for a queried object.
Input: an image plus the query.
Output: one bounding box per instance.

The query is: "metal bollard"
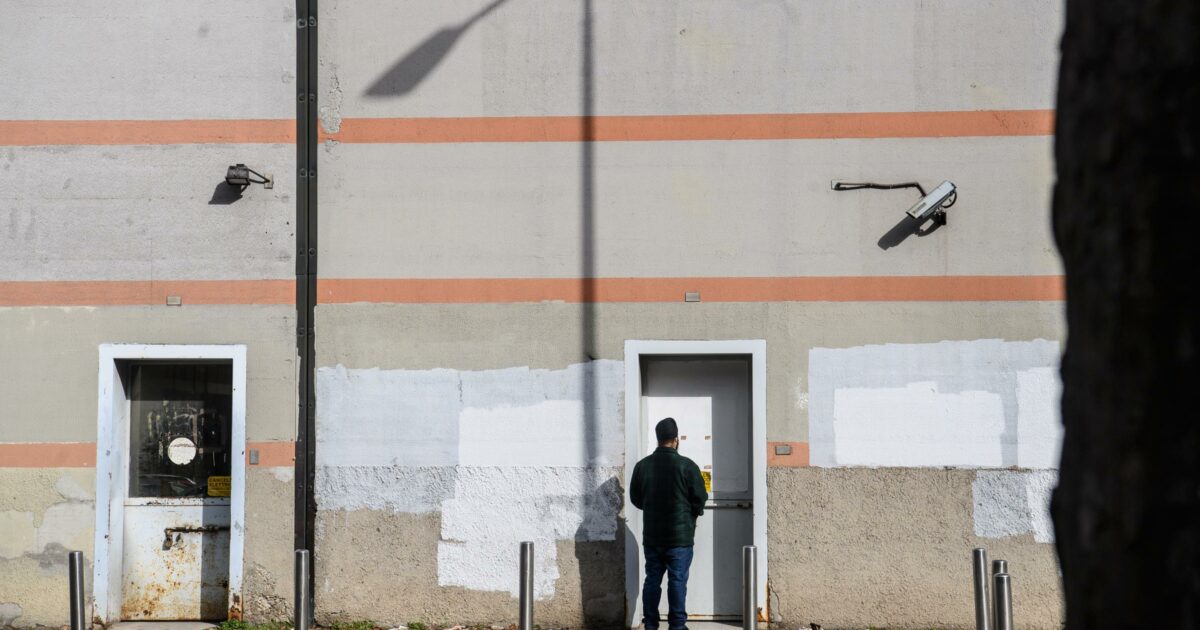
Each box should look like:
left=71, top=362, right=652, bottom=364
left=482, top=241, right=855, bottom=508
left=990, top=559, right=1007, bottom=625
left=742, top=546, right=757, bottom=630
left=68, top=551, right=85, bottom=630
left=971, top=548, right=991, bottom=630
left=294, top=550, right=311, bottom=630
left=519, top=541, right=534, bottom=630
left=993, top=573, right=1013, bottom=630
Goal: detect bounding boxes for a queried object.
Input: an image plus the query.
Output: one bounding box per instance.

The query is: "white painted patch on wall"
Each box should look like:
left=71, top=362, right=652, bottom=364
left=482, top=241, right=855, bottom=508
left=316, top=365, right=462, bottom=468
left=1016, top=367, right=1062, bottom=469
left=808, top=339, right=1062, bottom=468
left=438, top=467, right=620, bottom=598
left=316, top=361, right=624, bottom=599
left=268, top=466, right=295, bottom=483
left=459, top=399, right=622, bottom=467
left=318, top=466, right=456, bottom=514
left=973, top=470, right=1057, bottom=543
left=833, top=382, right=1004, bottom=467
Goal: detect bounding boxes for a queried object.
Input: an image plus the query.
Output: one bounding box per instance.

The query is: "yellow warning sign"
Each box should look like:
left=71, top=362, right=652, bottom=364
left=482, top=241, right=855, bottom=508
left=207, top=476, right=231, bottom=497
left=701, top=471, right=712, bottom=493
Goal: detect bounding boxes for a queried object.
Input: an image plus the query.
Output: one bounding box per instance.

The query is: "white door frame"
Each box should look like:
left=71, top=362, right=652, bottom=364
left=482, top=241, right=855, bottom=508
left=623, top=340, right=768, bottom=627
left=92, top=344, right=247, bottom=624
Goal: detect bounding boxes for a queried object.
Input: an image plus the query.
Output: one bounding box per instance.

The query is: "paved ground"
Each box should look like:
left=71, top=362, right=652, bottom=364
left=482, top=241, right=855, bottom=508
left=683, top=622, right=742, bottom=630
left=110, top=623, right=216, bottom=630
left=104, top=621, right=746, bottom=630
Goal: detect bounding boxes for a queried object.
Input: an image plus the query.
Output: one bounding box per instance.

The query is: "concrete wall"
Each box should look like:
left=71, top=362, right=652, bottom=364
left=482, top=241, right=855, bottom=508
left=3, top=0, right=1066, bottom=628
left=0, top=0, right=298, bottom=625
left=313, top=0, right=1065, bottom=628
left=313, top=302, right=1064, bottom=628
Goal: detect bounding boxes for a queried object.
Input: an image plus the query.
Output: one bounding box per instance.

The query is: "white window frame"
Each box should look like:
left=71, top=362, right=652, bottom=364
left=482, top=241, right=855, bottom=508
left=623, top=340, right=768, bottom=626
left=92, top=344, right=247, bottom=624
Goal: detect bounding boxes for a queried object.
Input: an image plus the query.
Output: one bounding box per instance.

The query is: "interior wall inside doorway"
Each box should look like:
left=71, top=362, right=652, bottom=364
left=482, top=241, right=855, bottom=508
left=642, top=357, right=753, bottom=619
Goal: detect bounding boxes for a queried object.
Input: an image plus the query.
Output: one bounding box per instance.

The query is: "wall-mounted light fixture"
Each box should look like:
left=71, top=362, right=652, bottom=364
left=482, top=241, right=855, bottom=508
left=832, top=180, right=957, bottom=225
left=225, top=164, right=273, bottom=189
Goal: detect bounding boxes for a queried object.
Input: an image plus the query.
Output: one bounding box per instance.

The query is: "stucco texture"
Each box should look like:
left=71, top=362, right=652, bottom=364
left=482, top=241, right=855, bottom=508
left=314, top=509, right=624, bottom=628
left=0, top=466, right=294, bottom=627
left=242, top=467, right=297, bottom=622
left=767, top=467, right=1063, bottom=629
left=0, top=469, right=96, bottom=628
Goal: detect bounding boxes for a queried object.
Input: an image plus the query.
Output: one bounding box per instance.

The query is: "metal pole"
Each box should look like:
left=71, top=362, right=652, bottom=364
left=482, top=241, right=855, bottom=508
left=971, top=548, right=991, bottom=630
left=993, top=573, right=1013, bottom=630
left=294, top=549, right=311, bottom=630
left=990, top=559, right=1007, bottom=626
left=519, top=541, right=534, bottom=630
left=68, top=551, right=85, bottom=630
left=742, top=545, right=757, bottom=630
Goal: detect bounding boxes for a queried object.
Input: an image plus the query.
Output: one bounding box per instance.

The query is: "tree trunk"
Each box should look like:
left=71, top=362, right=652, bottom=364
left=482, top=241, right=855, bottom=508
left=1051, top=1, right=1200, bottom=627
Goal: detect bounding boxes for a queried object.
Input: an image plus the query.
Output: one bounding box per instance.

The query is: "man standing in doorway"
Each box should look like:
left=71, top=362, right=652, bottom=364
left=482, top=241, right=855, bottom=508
left=630, top=417, right=709, bottom=630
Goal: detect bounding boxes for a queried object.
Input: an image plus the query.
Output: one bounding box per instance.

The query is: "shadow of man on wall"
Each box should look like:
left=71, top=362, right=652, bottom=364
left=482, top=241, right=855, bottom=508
left=573, top=476, right=625, bottom=629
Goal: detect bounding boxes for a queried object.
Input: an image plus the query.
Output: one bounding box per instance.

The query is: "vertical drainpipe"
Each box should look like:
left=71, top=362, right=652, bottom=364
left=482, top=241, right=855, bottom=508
left=294, top=0, right=319, bottom=612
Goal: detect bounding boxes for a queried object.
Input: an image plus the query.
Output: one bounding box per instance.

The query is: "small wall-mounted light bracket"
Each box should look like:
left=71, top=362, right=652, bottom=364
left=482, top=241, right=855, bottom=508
left=165, top=296, right=183, bottom=306
left=684, top=292, right=701, bottom=302
left=225, top=164, right=272, bottom=189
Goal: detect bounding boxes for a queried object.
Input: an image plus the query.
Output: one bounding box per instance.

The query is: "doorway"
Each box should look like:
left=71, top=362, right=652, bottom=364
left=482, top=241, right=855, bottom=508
left=623, top=341, right=767, bottom=627
left=92, top=345, right=247, bottom=624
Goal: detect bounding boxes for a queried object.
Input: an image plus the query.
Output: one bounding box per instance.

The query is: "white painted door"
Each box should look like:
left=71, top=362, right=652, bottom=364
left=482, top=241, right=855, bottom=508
left=642, top=359, right=752, bottom=620
left=121, top=363, right=233, bottom=620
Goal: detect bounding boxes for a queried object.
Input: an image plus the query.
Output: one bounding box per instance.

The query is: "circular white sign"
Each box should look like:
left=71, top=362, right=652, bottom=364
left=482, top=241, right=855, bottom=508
left=167, top=437, right=197, bottom=465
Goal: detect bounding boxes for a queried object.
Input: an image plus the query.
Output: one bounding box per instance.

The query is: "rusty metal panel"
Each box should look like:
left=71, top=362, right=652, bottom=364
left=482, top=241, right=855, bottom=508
left=121, top=363, right=234, bottom=621
left=121, top=503, right=230, bottom=620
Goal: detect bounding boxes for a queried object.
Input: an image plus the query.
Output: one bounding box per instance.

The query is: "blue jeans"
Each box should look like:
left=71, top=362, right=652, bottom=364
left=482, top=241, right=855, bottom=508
left=642, top=545, right=694, bottom=630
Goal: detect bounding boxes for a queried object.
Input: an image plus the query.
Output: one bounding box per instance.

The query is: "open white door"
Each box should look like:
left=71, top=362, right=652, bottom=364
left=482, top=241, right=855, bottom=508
left=624, top=340, right=768, bottom=628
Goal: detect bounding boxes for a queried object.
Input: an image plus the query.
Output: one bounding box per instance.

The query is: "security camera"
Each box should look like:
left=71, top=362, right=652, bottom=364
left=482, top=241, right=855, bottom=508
left=905, top=180, right=956, bottom=221
left=831, top=178, right=959, bottom=227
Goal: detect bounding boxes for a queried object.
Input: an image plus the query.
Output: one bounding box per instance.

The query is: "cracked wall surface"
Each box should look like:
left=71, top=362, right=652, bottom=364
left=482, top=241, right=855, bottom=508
left=0, top=470, right=96, bottom=628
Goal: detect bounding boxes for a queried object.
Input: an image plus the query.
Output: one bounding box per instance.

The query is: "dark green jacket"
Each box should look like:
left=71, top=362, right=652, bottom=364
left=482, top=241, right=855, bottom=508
left=630, top=446, right=709, bottom=547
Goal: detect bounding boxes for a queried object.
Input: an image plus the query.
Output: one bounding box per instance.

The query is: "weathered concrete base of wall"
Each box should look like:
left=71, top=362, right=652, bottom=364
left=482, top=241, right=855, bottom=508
left=767, top=468, right=1063, bottom=630
left=314, top=509, right=624, bottom=628
left=314, top=469, right=1060, bottom=629
left=242, top=467, right=298, bottom=622
left=0, top=469, right=95, bottom=628
left=0, top=466, right=296, bottom=628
